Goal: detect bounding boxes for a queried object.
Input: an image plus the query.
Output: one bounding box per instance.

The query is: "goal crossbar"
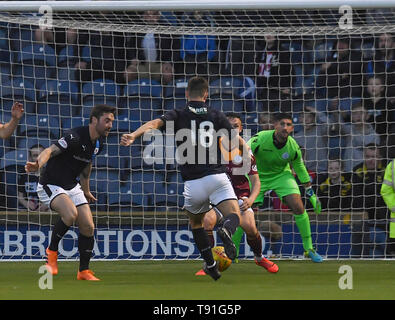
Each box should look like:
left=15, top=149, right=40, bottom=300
left=2, top=0, right=395, bottom=11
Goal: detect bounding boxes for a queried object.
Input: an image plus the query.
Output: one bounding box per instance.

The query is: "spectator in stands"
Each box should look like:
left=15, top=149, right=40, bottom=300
left=364, top=33, right=395, bottom=99
left=124, top=10, right=179, bottom=85
left=351, top=143, right=388, bottom=258
left=316, top=158, right=352, bottom=211
left=363, top=75, right=395, bottom=149
left=258, top=113, right=274, bottom=131
left=178, top=11, right=218, bottom=77
left=255, top=35, right=293, bottom=113
left=342, top=102, right=380, bottom=172
left=17, top=144, right=49, bottom=212
left=53, top=28, right=89, bottom=67
left=294, top=105, right=329, bottom=173
left=316, top=37, right=363, bottom=99
left=79, top=30, right=128, bottom=83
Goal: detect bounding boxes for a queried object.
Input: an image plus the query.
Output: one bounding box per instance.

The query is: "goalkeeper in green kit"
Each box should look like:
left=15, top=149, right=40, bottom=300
left=234, top=112, right=323, bottom=262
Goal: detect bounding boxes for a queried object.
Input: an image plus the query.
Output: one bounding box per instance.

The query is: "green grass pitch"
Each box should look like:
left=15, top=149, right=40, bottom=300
left=1, top=260, right=394, bottom=300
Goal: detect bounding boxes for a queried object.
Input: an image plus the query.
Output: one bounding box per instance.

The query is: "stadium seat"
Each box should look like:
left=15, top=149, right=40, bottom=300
left=165, top=172, right=184, bottom=210
left=15, top=43, right=56, bottom=66
left=14, top=43, right=57, bottom=89
left=0, top=165, right=20, bottom=210
left=124, top=78, right=163, bottom=114
left=111, top=115, right=133, bottom=133
left=105, top=133, right=130, bottom=167
left=107, top=182, right=142, bottom=211
left=0, top=150, right=26, bottom=210
left=164, top=77, right=189, bottom=99
left=129, top=170, right=153, bottom=208
left=94, top=134, right=128, bottom=171
left=209, top=76, right=246, bottom=113
left=1, top=77, right=36, bottom=113
left=163, top=98, right=187, bottom=111
left=37, top=79, right=79, bottom=105
left=36, top=102, right=74, bottom=117
left=17, top=137, right=52, bottom=150
left=81, top=78, right=120, bottom=107
left=8, top=25, right=35, bottom=53
left=126, top=144, right=144, bottom=170
left=19, top=114, right=61, bottom=139
left=163, top=77, right=189, bottom=111
left=0, top=149, right=27, bottom=170
left=0, top=23, right=11, bottom=64
left=57, top=45, right=79, bottom=67
left=143, top=171, right=167, bottom=210
left=209, top=99, right=244, bottom=113
left=90, top=168, right=120, bottom=211
left=61, top=116, right=86, bottom=132
left=209, top=76, right=245, bottom=98
left=107, top=171, right=152, bottom=210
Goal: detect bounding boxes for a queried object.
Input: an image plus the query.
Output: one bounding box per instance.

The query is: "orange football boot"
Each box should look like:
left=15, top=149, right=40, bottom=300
left=195, top=269, right=207, bottom=276
left=77, top=269, right=100, bottom=281
left=45, top=248, right=58, bottom=275
left=255, top=257, right=279, bottom=273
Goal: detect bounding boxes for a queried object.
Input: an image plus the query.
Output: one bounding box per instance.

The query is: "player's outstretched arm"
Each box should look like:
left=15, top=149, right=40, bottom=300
left=120, top=118, right=164, bottom=146
left=25, top=144, right=61, bottom=173
left=0, top=102, right=24, bottom=139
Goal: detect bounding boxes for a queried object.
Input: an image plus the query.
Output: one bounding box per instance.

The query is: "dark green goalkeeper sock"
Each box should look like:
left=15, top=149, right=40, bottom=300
left=294, top=210, right=313, bottom=251
left=232, top=226, right=244, bottom=259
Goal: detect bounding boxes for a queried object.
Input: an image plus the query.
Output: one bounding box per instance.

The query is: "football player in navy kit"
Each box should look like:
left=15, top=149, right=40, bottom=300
left=25, top=104, right=116, bottom=281
left=121, top=76, right=250, bottom=280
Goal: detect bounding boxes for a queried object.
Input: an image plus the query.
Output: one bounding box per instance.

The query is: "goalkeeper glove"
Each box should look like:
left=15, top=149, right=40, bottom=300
left=306, top=187, right=321, bottom=214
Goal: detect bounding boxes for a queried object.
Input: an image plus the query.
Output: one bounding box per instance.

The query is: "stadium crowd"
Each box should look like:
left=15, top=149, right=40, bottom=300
left=0, top=10, right=395, bottom=257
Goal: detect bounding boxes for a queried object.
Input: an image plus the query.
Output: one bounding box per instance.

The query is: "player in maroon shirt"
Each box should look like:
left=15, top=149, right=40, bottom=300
left=196, top=113, right=278, bottom=275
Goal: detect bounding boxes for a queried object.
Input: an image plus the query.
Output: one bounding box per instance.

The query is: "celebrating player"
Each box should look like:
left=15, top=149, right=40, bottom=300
left=0, top=102, right=24, bottom=139
left=196, top=113, right=278, bottom=276
left=25, top=104, right=116, bottom=280
left=248, top=112, right=323, bottom=262
left=121, top=76, right=250, bottom=281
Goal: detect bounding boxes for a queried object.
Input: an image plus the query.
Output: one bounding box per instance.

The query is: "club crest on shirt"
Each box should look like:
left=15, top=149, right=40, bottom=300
left=94, top=147, right=99, bottom=155
left=58, top=137, right=67, bottom=149
left=282, top=152, right=289, bottom=159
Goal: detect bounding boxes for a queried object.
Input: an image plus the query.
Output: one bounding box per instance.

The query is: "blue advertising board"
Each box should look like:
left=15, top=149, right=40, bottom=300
left=0, top=223, right=352, bottom=260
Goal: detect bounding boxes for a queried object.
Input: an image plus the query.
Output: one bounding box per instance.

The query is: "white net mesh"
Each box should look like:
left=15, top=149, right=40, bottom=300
left=1, top=4, right=395, bottom=260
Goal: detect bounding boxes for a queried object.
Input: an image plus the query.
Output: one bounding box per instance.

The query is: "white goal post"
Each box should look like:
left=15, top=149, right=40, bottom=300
left=0, top=0, right=395, bottom=261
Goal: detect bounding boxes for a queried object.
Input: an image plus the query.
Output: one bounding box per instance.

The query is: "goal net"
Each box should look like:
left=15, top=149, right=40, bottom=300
left=1, top=1, right=395, bottom=261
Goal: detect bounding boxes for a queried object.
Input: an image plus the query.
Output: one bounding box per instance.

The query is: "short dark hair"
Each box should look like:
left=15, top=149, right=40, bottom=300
left=187, top=76, right=208, bottom=99
left=273, top=112, right=293, bottom=123
left=225, top=112, right=242, bottom=121
left=90, top=104, right=116, bottom=123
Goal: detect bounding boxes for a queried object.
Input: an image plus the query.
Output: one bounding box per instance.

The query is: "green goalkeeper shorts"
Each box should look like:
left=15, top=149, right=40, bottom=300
left=254, top=171, right=300, bottom=206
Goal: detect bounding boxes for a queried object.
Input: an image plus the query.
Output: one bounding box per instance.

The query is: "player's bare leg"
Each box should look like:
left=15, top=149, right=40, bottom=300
left=46, top=194, right=78, bottom=275
left=186, top=210, right=221, bottom=281
left=195, top=209, right=219, bottom=276
left=76, top=204, right=99, bottom=281
left=240, top=210, right=278, bottom=273
left=215, top=199, right=241, bottom=260
left=203, top=209, right=218, bottom=247
left=283, top=194, right=323, bottom=262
